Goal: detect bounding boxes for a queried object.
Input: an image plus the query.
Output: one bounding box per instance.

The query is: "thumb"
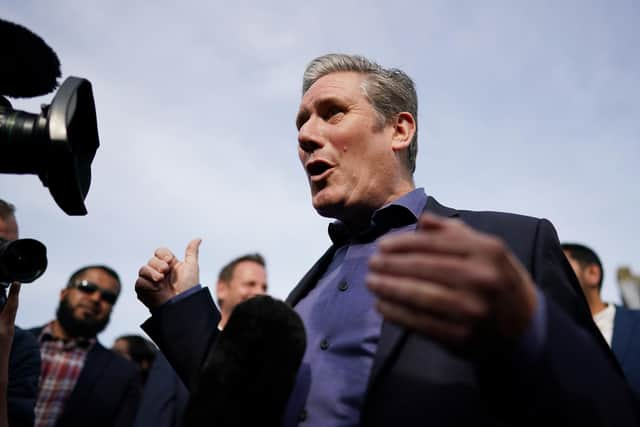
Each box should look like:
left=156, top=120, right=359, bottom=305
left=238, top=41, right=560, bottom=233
left=184, top=238, right=202, bottom=264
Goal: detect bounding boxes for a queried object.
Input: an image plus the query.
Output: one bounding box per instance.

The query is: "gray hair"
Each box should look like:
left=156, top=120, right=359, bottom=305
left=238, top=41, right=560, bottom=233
left=302, top=53, right=418, bottom=174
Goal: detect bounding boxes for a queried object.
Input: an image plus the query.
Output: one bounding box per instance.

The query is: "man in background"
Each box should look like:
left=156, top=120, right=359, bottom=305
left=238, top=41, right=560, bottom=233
left=29, top=265, right=140, bottom=427
left=132, top=253, right=268, bottom=427
left=563, top=242, right=640, bottom=397
left=215, top=253, right=268, bottom=329
left=0, top=199, right=41, bottom=427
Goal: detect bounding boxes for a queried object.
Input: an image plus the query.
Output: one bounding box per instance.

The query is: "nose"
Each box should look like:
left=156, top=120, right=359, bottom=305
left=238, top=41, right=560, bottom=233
left=298, top=118, right=323, bottom=154
left=88, top=289, right=103, bottom=304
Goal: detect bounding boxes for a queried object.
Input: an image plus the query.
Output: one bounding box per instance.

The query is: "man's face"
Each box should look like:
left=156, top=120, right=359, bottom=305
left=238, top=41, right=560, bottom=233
left=296, top=71, right=402, bottom=222
left=217, top=261, right=267, bottom=316
left=564, top=251, right=598, bottom=294
left=0, top=215, right=18, bottom=240
left=57, top=268, right=119, bottom=338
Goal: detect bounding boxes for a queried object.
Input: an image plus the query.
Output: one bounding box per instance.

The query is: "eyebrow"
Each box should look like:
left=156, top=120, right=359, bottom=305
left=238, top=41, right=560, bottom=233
left=296, top=95, right=348, bottom=129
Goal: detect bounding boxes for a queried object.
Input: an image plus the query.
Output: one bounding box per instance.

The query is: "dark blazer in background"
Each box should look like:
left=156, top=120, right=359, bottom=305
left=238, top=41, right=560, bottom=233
left=612, top=305, right=640, bottom=398
left=133, top=352, right=189, bottom=427
left=143, top=196, right=639, bottom=426
left=7, top=326, right=41, bottom=427
left=28, top=326, right=142, bottom=427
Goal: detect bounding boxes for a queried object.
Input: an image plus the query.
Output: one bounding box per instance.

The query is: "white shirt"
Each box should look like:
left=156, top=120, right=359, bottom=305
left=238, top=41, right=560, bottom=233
left=593, top=304, right=616, bottom=347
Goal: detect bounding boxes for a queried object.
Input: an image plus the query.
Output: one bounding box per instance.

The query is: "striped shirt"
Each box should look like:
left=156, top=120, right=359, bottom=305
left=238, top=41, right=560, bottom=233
left=34, top=323, right=95, bottom=427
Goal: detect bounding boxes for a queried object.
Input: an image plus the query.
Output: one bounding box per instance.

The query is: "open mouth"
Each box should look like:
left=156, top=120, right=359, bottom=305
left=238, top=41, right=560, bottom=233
left=306, top=160, right=334, bottom=180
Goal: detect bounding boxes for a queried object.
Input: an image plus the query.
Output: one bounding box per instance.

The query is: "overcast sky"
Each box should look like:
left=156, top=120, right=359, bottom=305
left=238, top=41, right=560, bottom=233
left=1, top=0, right=638, bottom=346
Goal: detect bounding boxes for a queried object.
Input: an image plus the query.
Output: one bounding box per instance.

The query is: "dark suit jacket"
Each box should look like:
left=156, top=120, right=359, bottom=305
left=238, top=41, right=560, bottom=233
left=7, top=326, right=41, bottom=427
left=612, top=305, right=640, bottom=398
left=133, top=352, right=189, bottom=427
left=143, top=196, right=639, bottom=426
left=29, top=326, right=142, bottom=427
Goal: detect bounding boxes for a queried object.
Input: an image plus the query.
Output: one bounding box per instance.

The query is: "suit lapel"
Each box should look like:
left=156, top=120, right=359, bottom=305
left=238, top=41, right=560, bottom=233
left=612, top=306, right=632, bottom=364
left=63, top=343, right=110, bottom=415
left=286, top=245, right=338, bottom=306
left=367, top=196, right=459, bottom=390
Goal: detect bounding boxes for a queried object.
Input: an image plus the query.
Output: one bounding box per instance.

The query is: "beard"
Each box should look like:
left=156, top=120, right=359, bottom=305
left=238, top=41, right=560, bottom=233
left=56, top=297, right=110, bottom=338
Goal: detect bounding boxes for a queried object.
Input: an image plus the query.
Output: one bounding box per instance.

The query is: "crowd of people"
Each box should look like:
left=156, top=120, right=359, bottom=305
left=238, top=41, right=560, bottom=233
left=1, top=53, right=639, bottom=427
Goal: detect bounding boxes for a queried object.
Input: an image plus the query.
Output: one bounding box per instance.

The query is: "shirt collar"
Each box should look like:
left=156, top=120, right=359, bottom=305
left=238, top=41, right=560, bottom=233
left=328, top=188, right=428, bottom=245
left=39, top=322, right=96, bottom=350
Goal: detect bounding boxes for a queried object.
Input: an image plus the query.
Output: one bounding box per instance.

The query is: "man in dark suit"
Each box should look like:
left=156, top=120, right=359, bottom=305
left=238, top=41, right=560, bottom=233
left=563, top=242, right=640, bottom=398
left=29, top=265, right=141, bottom=427
left=0, top=199, right=41, bottom=427
left=135, top=53, right=638, bottom=426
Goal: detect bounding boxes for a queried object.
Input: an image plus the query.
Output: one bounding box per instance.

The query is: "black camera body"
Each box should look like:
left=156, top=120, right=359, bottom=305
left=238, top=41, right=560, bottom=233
left=0, top=237, right=47, bottom=284
left=0, top=18, right=100, bottom=215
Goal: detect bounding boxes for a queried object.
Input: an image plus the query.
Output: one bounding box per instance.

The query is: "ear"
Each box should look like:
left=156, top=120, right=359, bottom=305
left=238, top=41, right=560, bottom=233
left=60, top=288, right=69, bottom=301
left=216, top=280, right=228, bottom=304
left=390, top=112, right=416, bottom=152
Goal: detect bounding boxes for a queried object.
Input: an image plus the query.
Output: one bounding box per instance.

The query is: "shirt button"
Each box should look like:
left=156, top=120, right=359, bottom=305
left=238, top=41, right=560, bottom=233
left=320, top=339, right=329, bottom=350
left=298, top=409, right=307, bottom=422
left=338, top=280, right=349, bottom=291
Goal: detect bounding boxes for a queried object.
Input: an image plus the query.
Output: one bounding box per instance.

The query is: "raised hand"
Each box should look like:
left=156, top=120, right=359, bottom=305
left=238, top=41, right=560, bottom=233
left=135, top=239, right=202, bottom=309
left=367, top=213, right=537, bottom=355
left=0, top=283, right=20, bottom=346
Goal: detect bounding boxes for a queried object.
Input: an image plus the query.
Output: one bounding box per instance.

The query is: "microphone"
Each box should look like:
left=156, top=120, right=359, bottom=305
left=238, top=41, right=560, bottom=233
left=0, top=18, right=60, bottom=98
left=184, top=295, right=306, bottom=427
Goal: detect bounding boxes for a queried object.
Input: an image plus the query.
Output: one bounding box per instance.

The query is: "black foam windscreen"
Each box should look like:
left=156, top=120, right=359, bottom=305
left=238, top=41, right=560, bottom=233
left=184, top=295, right=306, bottom=427
left=0, top=19, right=61, bottom=98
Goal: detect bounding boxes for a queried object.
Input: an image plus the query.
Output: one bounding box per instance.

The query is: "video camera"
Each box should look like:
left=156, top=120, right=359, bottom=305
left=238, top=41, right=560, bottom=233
left=0, top=18, right=100, bottom=216
left=0, top=18, right=101, bottom=302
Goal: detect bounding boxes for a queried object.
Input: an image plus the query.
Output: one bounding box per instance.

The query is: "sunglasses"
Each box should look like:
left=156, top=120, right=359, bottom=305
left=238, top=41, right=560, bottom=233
left=71, top=280, right=118, bottom=304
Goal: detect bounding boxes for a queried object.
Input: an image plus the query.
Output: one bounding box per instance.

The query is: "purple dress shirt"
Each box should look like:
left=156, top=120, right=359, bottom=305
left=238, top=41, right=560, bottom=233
left=287, top=188, right=428, bottom=427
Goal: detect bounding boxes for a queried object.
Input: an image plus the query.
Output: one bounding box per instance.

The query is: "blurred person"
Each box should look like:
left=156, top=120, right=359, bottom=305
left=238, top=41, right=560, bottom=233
left=132, top=253, right=268, bottom=427
left=112, top=335, right=158, bottom=385
left=28, top=265, right=141, bottom=427
left=563, top=242, right=640, bottom=397
left=135, top=54, right=638, bottom=426
left=215, top=253, right=268, bottom=329
left=0, top=199, right=41, bottom=427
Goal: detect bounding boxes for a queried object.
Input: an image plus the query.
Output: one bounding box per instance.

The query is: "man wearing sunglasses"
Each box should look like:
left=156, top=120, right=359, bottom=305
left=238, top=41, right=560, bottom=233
left=28, top=265, right=141, bottom=427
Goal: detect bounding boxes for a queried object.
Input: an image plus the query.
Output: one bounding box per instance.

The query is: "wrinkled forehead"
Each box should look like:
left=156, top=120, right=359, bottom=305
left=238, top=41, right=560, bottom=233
left=297, top=72, right=368, bottom=122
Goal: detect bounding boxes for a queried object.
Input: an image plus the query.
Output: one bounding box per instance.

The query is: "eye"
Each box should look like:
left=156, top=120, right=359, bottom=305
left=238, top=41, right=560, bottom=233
left=324, top=105, right=344, bottom=121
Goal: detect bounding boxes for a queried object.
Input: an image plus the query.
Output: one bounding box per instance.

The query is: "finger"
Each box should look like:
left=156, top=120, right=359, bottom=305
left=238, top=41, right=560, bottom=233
left=135, top=276, right=161, bottom=294
left=377, top=229, right=471, bottom=257
left=184, top=238, right=202, bottom=264
left=369, top=252, right=463, bottom=283
left=369, top=253, right=502, bottom=293
left=138, top=265, right=165, bottom=282
left=416, top=212, right=448, bottom=230
left=2, top=282, right=21, bottom=320
left=367, top=273, right=488, bottom=321
left=154, top=247, right=176, bottom=263
left=147, top=256, right=171, bottom=275
left=375, top=299, right=472, bottom=347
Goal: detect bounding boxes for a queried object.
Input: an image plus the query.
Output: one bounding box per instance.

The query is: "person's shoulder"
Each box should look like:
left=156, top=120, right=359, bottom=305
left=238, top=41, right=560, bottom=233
left=12, top=326, right=40, bottom=351
left=23, top=324, right=46, bottom=340
left=615, top=305, right=640, bottom=319
left=93, top=341, right=139, bottom=376
left=427, top=195, right=545, bottom=232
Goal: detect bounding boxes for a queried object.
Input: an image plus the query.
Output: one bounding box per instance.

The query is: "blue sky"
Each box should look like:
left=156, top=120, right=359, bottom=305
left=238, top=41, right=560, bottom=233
left=1, top=0, right=638, bottom=345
